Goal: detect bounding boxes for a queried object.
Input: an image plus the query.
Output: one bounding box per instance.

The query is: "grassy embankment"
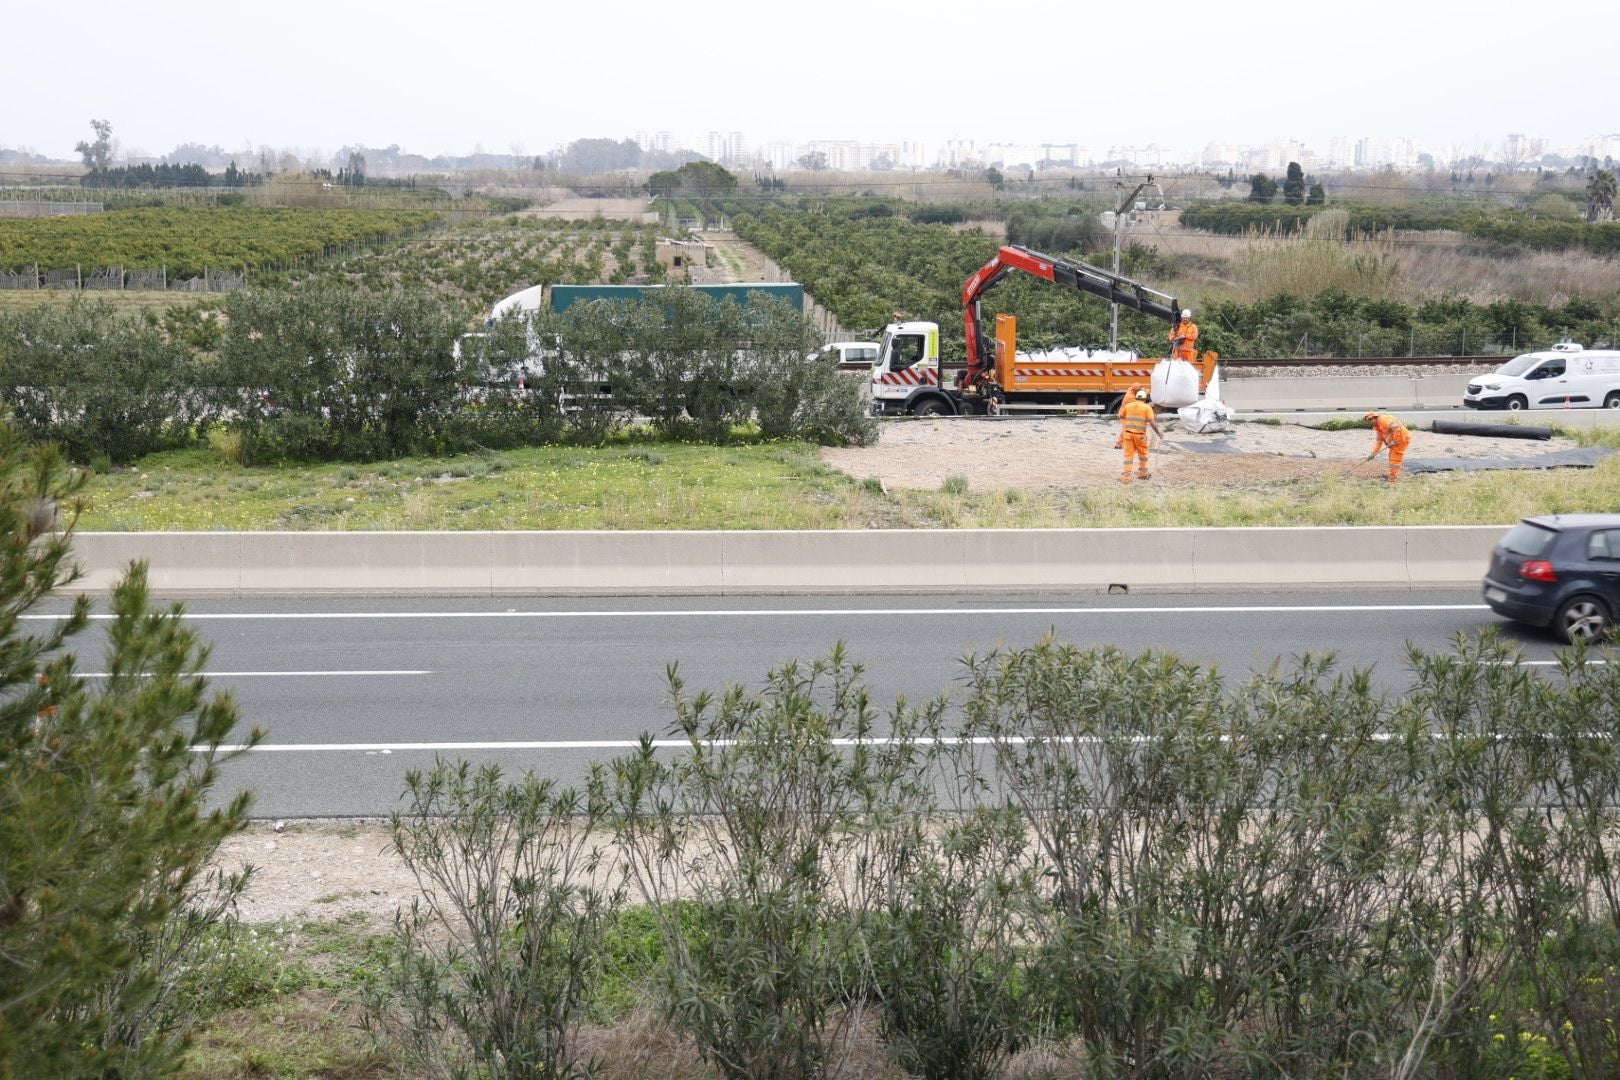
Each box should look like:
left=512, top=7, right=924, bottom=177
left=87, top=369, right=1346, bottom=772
left=77, top=424, right=1620, bottom=532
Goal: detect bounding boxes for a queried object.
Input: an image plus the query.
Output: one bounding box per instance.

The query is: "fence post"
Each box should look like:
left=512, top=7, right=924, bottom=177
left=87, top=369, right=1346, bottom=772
left=76, top=264, right=82, bottom=289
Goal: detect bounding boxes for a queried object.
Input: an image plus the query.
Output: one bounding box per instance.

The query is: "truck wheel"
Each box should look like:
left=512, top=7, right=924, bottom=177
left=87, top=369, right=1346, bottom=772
left=1506, top=395, right=1527, bottom=412
left=913, top=398, right=950, bottom=417
left=1605, top=391, right=1620, bottom=410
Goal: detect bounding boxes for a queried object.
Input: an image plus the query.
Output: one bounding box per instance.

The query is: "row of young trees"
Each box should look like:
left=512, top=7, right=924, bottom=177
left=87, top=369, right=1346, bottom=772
left=1201, top=289, right=1614, bottom=359
left=1181, top=199, right=1620, bottom=255
left=364, top=635, right=1620, bottom=1079
left=0, top=206, right=437, bottom=280
left=0, top=287, right=876, bottom=466
left=730, top=199, right=1618, bottom=357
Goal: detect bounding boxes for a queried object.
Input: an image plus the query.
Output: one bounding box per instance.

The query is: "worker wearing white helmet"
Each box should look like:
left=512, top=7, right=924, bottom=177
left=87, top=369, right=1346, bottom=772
left=1170, top=308, right=1199, bottom=362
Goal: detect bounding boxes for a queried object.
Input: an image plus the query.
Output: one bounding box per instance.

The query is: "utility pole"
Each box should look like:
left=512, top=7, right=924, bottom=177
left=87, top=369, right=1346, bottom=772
left=1109, top=175, right=1152, bottom=350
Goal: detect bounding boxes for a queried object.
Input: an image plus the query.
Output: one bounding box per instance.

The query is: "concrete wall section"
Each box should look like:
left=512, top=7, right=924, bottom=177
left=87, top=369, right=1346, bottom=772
left=69, top=526, right=1506, bottom=597
left=1191, top=527, right=1416, bottom=588
left=492, top=532, right=725, bottom=593
left=1222, top=375, right=1475, bottom=412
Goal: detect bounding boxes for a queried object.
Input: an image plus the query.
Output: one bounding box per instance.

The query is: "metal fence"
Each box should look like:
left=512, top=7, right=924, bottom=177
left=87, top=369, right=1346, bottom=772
left=0, top=201, right=103, bottom=218
left=0, top=265, right=245, bottom=293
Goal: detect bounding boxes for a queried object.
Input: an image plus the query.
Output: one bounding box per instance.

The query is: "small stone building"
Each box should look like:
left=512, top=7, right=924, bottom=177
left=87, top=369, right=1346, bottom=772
left=655, top=238, right=711, bottom=272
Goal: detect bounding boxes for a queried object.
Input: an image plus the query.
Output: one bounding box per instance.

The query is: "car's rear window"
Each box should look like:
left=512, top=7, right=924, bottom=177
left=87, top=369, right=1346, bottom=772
left=1500, top=521, right=1557, bottom=557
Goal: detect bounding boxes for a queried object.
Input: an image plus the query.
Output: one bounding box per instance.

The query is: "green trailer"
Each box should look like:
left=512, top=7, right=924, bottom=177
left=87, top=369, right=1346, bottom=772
left=546, top=282, right=803, bottom=313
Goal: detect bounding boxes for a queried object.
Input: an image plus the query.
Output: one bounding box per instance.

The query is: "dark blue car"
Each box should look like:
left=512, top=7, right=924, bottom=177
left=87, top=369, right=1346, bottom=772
left=1483, top=515, right=1620, bottom=644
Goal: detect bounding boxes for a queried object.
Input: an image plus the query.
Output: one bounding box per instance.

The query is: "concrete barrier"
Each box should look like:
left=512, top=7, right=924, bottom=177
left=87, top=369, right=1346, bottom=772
left=1222, top=375, right=1475, bottom=412
left=70, top=526, right=1506, bottom=597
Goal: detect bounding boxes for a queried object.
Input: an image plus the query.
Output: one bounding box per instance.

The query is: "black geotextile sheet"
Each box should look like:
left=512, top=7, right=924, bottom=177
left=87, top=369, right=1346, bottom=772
left=1164, top=438, right=1613, bottom=473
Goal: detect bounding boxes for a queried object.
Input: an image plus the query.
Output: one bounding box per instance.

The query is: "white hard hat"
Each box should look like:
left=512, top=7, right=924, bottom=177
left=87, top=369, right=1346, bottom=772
left=1135, top=390, right=1148, bottom=401
left=1181, top=309, right=1192, bottom=319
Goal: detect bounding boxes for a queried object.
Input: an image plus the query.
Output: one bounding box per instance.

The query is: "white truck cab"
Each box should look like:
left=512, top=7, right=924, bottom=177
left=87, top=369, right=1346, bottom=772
left=869, top=321, right=946, bottom=414
left=1464, top=342, right=1620, bottom=411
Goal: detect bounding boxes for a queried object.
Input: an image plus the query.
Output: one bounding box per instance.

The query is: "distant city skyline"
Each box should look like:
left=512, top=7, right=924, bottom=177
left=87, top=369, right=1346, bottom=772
left=6, top=0, right=1614, bottom=173
left=7, top=125, right=1619, bottom=177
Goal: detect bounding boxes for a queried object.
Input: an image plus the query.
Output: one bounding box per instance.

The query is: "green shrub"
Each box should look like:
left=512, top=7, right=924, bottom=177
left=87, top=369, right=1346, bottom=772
left=364, top=761, right=618, bottom=1080
left=0, top=421, right=258, bottom=1074
left=603, top=647, right=933, bottom=1080
left=0, top=299, right=207, bottom=463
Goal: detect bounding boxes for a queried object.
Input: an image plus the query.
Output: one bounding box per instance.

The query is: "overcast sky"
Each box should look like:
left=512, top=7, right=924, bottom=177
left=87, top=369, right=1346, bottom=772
left=4, top=0, right=1614, bottom=163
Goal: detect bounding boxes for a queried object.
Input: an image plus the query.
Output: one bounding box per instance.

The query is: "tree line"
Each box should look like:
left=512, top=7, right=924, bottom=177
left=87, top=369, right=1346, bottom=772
left=0, top=286, right=876, bottom=466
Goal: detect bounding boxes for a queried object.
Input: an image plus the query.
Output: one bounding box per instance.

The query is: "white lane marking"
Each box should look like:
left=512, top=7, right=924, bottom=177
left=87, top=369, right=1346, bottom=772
left=32, top=603, right=1492, bottom=622
left=204, top=737, right=1141, bottom=753
left=200, top=720, right=1614, bottom=755
left=79, top=670, right=432, bottom=678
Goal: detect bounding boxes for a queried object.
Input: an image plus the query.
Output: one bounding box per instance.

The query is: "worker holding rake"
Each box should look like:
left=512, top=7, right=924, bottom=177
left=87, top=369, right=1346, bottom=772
left=1119, top=389, right=1164, bottom=484
left=1363, top=410, right=1412, bottom=482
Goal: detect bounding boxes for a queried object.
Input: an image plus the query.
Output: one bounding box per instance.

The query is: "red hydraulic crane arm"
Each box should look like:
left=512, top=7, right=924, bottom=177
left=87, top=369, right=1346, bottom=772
left=960, top=244, right=1181, bottom=385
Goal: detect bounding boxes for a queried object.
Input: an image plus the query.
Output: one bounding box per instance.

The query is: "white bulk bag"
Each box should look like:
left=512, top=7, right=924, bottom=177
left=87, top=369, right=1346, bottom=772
left=1176, top=399, right=1235, bottom=434
left=1150, top=359, right=1200, bottom=408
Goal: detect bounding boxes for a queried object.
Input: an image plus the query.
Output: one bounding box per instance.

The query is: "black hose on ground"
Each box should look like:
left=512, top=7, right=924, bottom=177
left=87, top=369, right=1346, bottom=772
left=1431, top=418, right=1552, bottom=440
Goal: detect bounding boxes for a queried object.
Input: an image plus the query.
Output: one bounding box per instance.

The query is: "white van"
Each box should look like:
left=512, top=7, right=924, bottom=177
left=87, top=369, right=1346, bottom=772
left=1463, top=342, right=1620, bottom=411
left=809, top=341, right=882, bottom=370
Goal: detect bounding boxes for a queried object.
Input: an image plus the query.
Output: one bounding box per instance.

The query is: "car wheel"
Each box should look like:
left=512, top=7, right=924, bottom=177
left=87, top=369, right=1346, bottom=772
left=1506, top=395, right=1527, bottom=412
left=913, top=398, right=950, bottom=417
left=1605, top=391, right=1620, bottom=410
left=1555, top=594, right=1613, bottom=645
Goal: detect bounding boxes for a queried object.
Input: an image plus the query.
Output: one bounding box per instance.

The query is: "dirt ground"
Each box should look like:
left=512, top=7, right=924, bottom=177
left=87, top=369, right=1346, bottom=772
left=218, top=820, right=412, bottom=930
left=820, top=416, right=1581, bottom=490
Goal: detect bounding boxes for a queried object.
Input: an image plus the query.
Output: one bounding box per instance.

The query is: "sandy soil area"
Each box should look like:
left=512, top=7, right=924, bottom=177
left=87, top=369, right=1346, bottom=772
left=218, top=820, right=412, bottom=929
left=821, top=416, right=1579, bottom=491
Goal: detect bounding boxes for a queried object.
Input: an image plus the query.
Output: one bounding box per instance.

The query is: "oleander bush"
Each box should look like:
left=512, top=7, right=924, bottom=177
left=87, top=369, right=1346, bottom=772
left=371, top=634, right=1620, bottom=1077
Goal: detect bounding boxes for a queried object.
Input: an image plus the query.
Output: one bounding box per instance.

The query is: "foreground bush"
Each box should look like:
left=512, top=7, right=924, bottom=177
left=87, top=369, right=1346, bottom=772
left=364, top=761, right=617, bottom=1080
left=370, top=634, right=1620, bottom=1077
left=0, top=420, right=259, bottom=1074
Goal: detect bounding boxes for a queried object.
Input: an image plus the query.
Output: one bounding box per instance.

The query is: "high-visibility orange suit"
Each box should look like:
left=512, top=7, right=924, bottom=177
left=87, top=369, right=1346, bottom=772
left=1365, top=411, right=1412, bottom=482
left=1169, top=317, right=1199, bottom=362
left=1119, top=395, right=1161, bottom=483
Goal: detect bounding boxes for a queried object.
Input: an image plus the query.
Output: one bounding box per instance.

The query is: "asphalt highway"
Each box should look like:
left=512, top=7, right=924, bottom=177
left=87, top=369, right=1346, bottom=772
left=33, top=587, right=1597, bottom=817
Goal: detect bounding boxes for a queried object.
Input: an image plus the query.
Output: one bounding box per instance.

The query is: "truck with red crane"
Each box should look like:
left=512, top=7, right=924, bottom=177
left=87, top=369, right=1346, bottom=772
left=867, top=244, right=1218, bottom=416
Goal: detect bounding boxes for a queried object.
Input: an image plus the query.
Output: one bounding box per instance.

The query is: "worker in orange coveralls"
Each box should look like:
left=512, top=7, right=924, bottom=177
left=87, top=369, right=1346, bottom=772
left=1169, top=309, right=1199, bottom=362
left=1114, top=383, right=1143, bottom=450
left=1364, top=410, right=1412, bottom=482
left=1119, top=389, right=1164, bottom=484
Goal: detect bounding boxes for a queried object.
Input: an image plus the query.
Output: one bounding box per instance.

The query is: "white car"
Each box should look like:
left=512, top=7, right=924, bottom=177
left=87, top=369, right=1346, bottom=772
left=1463, top=342, right=1620, bottom=411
